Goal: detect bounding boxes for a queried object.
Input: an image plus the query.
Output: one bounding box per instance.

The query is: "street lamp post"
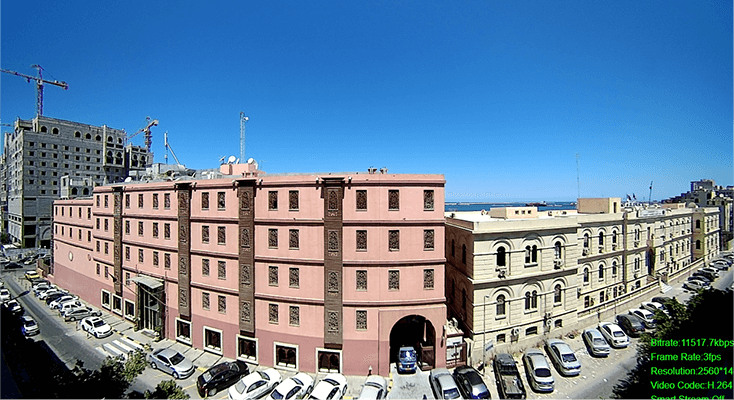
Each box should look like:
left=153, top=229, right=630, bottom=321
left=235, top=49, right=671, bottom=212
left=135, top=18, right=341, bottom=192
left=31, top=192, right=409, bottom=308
left=482, top=294, right=490, bottom=369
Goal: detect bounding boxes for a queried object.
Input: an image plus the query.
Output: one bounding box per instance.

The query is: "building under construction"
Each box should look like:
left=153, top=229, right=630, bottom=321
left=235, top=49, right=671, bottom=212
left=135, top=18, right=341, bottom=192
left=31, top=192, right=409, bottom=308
left=1, top=115, right=152, bottom=247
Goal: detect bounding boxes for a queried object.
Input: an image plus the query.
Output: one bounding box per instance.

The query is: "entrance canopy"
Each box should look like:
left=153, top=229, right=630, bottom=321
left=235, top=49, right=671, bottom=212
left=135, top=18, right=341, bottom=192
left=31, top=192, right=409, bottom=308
left=130, top=275, right=163, bottom=290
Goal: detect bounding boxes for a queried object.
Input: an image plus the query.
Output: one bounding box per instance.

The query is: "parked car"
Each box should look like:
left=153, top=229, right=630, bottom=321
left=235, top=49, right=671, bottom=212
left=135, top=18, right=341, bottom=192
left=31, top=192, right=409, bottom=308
left=21, top=315, right=40, bottom=336
left=149, top=348, right=196, bottom=380
left=57, top=300, right=83, bottom=314
left=80, top=316, right=113, bottom=338
left=582, top=328, right=611, bottom=357
left=3, top=299, right=23, bottom=315
left=397, top=346, right=417, bottom=373
left=598, top=322, right=630, bottom=348
left=694, top=270, right=716, bottom=282
left=616, top=314, right=645, bottom=337
left=683, top=280, right=706, bottom=291
left=651, top=296, right=672, bottom=306
left=31, top=279, right=50, bottom=289
left=229, top=368, right=282, bottom=400
left=429, top=368, right=461, bottom=400
left=356, top=375, right=387, bottom=400
left=545, top=339, right=581, bottom=376
left=308, top=373, right=347, bottom=400
left=493, top=353, right=525, bottom=399
left=453, top=365, right=490, bottom=399
left=196, top=360, right=250, bottom=398
left=268, top=372, right=315, bottom=400
left=629, top=309, right=656, bottom=329
left=0, top=288, right=10, bottom=302
left=48, top=294, right=75, bottom=308
left=641, top=301, right=668, bottom=316
left=63, top=306, right=102, bottom=322
left=522, top=348, right=554, bottom=393
left=687, top=276, right=711, bottom=287
left=24, top=270, right=40, bottom=281
left=700, top=267, right=720, bottom=277
left=40, top=290, right=65, bottom=301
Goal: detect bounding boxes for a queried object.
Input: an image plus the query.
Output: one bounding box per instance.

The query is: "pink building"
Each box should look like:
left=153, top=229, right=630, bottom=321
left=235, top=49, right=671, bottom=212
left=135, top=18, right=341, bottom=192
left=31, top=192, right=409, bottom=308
left=51, top=165, right=446, bottom=375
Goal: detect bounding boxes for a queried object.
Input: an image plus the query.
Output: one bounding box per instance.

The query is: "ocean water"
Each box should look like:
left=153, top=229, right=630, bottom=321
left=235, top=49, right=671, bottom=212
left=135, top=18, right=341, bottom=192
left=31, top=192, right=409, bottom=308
left=444, top=202, right=576, bottom=212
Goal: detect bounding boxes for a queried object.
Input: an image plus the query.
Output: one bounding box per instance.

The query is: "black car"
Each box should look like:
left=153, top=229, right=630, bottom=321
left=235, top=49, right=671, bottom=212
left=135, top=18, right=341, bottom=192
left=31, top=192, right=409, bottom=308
left=45, top=292, right=66, bottom=305
left=4, top=262, right=22, bottom=270
left=693, top=271, right=716, bottom=281
left=453, top=365, right=490, bottom=399
left=616, top=314, right=645, bottom=338
left=196, top=360, right=250, bottom=397
left=651, top=296, right=671, bottom=306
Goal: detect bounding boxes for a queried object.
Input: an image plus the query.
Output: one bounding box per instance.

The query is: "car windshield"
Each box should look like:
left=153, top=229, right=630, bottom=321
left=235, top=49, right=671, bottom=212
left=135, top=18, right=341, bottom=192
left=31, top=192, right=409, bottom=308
left=613, top=331, right=625, bottom=337
left=323, top=378, right=339, bottom=386
left=92, top=320, right=106, bottom=327
left=170, top=353, right=185, bottom=365
left=400, top=350, right=416, bottom=360
left=561, top=353, right=577, bottom=363
left=535, top=367, right=551, bottom=377
left=270, top=389, right=284, bottom=400
left=594, top=338, right=607, bottom=345
left=25, top=320, right=37, bottom=327
left=234, top=380, right=246, bottom=394
left=444, top=388, right=461, bottom=399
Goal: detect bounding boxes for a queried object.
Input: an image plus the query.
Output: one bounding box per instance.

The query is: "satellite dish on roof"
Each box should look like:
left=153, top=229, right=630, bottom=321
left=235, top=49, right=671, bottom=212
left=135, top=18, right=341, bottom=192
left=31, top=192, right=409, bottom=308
left=228, top=155, right=236, bottom=164
left=247, top=158, right=255, bottom=164
left=124, top=177, right=132, bottom=182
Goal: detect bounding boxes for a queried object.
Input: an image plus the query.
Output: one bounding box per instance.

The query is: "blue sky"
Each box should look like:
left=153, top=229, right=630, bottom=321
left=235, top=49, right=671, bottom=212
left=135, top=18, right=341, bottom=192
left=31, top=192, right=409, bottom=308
left=2, top=0, right=731, bottom=202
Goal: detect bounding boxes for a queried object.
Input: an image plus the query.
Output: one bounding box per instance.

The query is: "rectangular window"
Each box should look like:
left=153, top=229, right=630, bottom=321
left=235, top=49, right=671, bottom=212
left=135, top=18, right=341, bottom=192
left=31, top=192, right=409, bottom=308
left=269, top=304, right=278, bottom=324
left=424, top=229, right=435, bottom=250
left=153, top=251, right=159, bottom=267
left=204, top=327, right=222, bottom=353
left=201, top=192, right=209, bottom=210
left=289, top=190, right=299, bottom=211
left=138, top=194, right=143, bottom=208
left=153, top=222, right=159, bottom=238
left=269, top=229, right=278, bottom=248
left=356, top=230, right=367, bottom=251
left=269, top=266, right=278, bottom=286
left=356, top=270, right=367, bottom=291
left=289, top=229, right=299, bottom=249
left=237, top=336, right=257, bottom=361
left=176, top=319, right=192, bottom=344
left=202, top=225, right=210, bottom=243
left=164, top=193, right=170, bottom=209
left=217, top=192, right=226, bottom=210
left=125, top=246, right=130, bottom=261
left=269, top=191, right=278, bottom=210
left=218, top=295, right=227, bottom=314
left=164, top=253, right=171, bottom=270
left=218, top=260, right=226, bottom=280
left=101, top=290, right=111, bottom=309
left=388, top=270, right=400, bottom=291
left=289, top=268, right=299, bottom=288
left=104, top=195, right=109, bottom=208
left=138, top=249, right=144, bottom=263
left=112, top=295, right=122, bottom=314
left=104, top=219, right=109, bottom=232
left=96, top=264, right=100, bottom=275
left=96, top=218, right=100, bottom=230
left=424, top=190, right=435, bottom=210
left=104, top=242, right=109, bottom=255
left=202, top=259, right=210, bottom=276
left=125, top=194, right=130, bottom=208
left=153, top=193, right=159, bottom=209
left=275, top=344, right=296, bottom=369
left=104, top=265, right=109, bottom=278
left=356, top=190, right=367, bottom=211
left=389, top=230, right=400, bottom=251
left=164, top=223, right=171, bottom=239
left=96, top=241, right=100, bottom=252
left=125, top=220, right=130, bottom=235
left=388, top=190, right=399, bottom=210
left=356, top=310, right=367, bottom=330
left=202, top=292, right=210, bottom=310
left=138, top=221, right=143, bottom=236
left=125, top=272, right=130, bottom=286
left=424, top=269, right=434, bottom=289
left=289, top=306, right=300, bottom=326
left=218, top=226, right=226, bottom=245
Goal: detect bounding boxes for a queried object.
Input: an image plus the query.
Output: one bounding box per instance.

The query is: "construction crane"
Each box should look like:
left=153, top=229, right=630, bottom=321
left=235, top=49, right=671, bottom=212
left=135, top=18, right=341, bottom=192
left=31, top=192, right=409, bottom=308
left=240, top=111, right=249, bottom=162
left=127, top=117, right=158, bottom=152
left=164, top=131, right=182, bottom=166
left=1, top=64, right=68, bottom=116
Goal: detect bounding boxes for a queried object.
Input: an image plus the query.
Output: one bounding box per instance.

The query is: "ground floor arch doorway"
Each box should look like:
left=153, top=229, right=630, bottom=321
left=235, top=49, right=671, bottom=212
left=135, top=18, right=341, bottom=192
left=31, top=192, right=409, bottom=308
left=389, top=314, right=436, bottom=370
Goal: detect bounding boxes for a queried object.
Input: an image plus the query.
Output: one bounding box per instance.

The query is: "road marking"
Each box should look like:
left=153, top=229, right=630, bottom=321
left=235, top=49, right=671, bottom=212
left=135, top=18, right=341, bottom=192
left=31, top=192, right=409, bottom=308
left=183, top=384, right=196, bottom=390
left=197, top=366, right=207, bottom=372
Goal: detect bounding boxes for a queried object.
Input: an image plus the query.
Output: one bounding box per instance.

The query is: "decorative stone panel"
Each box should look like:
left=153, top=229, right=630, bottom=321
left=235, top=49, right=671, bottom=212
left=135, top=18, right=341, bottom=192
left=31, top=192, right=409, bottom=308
left=424, top=269, right=434, bottom=289
left=180, top=288, right=188, bottom=308
left=289, top=229, right=299, bottom=249
left=424, top=229, right=434, bottom=250
left=241, top=300, right=251, bottom=323
left=328, top=189, right=338, bottom=211
left=327, top=311, right=339, bottom=333
left=356, top=230, right=367, bottom=251
left=356, top=190, right=367, bottom=211
left=177, top=184, right=192, bottom=318
left=356, top=270, right=367, bottom=290
left=424, top=190, right=434, bottom=210
left=328, top=271, right=339, bottom=293
left=289, top=190, right=299, bottom=210
left=241, top=227, right=250, bottom=248
left=388, top=190, right=399, bottom=210
left=241, top=263, right=251, bottom=285
left=328, top=230, right=339, bottom=252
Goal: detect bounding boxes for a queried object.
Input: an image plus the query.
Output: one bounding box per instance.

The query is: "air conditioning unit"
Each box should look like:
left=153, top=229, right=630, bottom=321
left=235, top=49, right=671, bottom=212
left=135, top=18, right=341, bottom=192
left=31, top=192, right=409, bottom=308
left=553, top=259, right=563, bottom=268
left=598, top=246, right=604, bottom=253
left=612, top=244, right=617, bottom=251
left=582, top=248, right=590, bottom=256
left=634, top=241, right=640, bottom=247
left=510, top=328, right=520, bottom=336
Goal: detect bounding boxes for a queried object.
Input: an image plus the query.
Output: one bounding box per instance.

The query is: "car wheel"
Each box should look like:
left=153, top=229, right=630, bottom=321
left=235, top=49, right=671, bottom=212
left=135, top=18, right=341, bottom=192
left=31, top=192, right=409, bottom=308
left=173, top=371, right=180, bottom=379
left=150, top=362, right=157, bottom=370
left=208, top=388, right=217, bottom=397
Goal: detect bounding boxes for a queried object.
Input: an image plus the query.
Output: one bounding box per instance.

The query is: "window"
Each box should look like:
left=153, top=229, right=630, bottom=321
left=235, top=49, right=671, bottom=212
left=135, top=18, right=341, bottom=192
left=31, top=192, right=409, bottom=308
left=218, top=295, right=226, bottom=314
left=423, top=269, right=434, bottom=289
left=202, top=259, right=210, bottom=276
left=164, top=223, right=171, bottom=239
left=599, top=291, right=605, bottom=304
left=153, top=222, right=159, bottom=238
left=583, top=268, right=589, bottom=283
left=104, top=242, right=109, bottom=255
left=204, top=327, right=222, bottom=353
left=202, top=292, right=210, bottom=310
left=356, top=270, right=367, bottom=291
left=164, top=253, right=171, bottom=270
left=104, top=265, right=109, bottom=278
left=138, top=221, right=143, bottom=236
left=583, top=233, right=590, bottom=249
left=104, top=219, right=109, bottom=231
left=269, top=191, right=278, bottom=210
left=599, top=264, right=604, bottom=280
left=424, top=230, right=434, bottom=250
left=153, top=193, right=159, bottom=209
left=356, top=190, right=367, bottom=211
left=269, top=266, right=278, bottom=286
left=275, top=344, right=297, bottom=369
left=218, top=261, right=226, bottom=280
left=269, top=304, right=278, bottom=323
left=237, top=336, right=257, bottom=361
left=554, top=285, right=562, bottom=304
left=388, top=190, right=399, bottom=210
left=96, top=241, right=101, bottom=252
left=96, top=264, right=100, bottom=275
left=101, top=290, right=111, bottom=309
left=388, top=270, right=399, bottom=290
left=269, top=229, right=278, bottom=248
left=289, top=190, right=299, bottom=210
left=138, top=193, right=144, bottom=208
left=599, top=231, right=604, bottom=246
left=389, top=230, right=399, bottom=251
left=496, top=295, right=506, bottom=316
left=289, top=268, right=299, bottom=288
left=176, top=319, right=192, bottom=344
left=356, top=230, right=367, bottom=251
left=524, top=291, right=538, bottom=310
left=497, top=334, right=506, bottom=343
left=424, top=190, right=434, bottom=210
left=125, top=246, right=130, bottom=261
left=611, top=261, right=617, bottom=276
left=217, top=192, right=226, bottom=210
left=138, top=249, right=144, bottom=263
left=289, top=306, right=299, bottom=326
left=201, top=192, right=209, bottom=210
left=125, top=220, right=130, bottom=235
left=96, top=218, right=100, bottom=230
left=153, top=251, right=159, bottom=267
left=202, top=225, right=210, bottom=243
left=124, top=298, right=135, bottom=320
left=356, top=310, right=367, bottom=330
left=526, top=326, right=538, bottom=336
left=112, top=295, right=122, bottom=314
left=104, top=195, right=109, bottom=208
left=497, top=246, right=506, bottom=266
left=218, top=226, right=226, bottom=245
left=164, top=193, right=170, bottom=209
left=289, top=229, right=299, bottom=249
left=584, top=296, right=590, bottom=308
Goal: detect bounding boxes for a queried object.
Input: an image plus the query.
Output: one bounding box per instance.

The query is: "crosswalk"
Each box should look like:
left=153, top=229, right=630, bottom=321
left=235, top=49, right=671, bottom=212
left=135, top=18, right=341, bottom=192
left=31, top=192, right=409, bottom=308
left=96, top=336, right=145, bottom=361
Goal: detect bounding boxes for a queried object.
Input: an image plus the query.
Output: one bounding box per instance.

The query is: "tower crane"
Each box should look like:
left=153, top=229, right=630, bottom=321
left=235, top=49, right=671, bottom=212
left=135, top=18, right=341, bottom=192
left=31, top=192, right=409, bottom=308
left=164, top=131, right=182, bottom=166
left=1, top=64, right=68, bottom=116
left=126, top=117, right=158, bottom=152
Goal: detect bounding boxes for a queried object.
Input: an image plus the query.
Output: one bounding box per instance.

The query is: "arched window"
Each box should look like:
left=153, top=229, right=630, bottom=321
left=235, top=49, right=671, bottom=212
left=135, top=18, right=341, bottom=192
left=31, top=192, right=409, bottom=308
left=83, top=188, right=90, bottom=195
left=95, top=135, right=101, bottom=141
left=52, top=127, right=59, bottom=134
left=524, top=292, right=531, bottom=310
left=74, top=131, right=81, bottom=138
left=497, top=246, right=506, bottom=267
left=531, top=290, right=538, bottom=309
left=85, top=133, right=91, bottom=139
left=598, top=264, right=604, bottom=279
left=531, top=245, right=538, bottom=263
left=462, top=244, right=467, bottom=264
left=612, top=230, right=618, bottom=245
left=611, top=261, right=617, bottom=276
left=583, top=268, right=589, bottom=283
left=40, top=126, right=47, bottom=133
left=583, top=233, right=590, bottom=248
left=599, top=232, right=604, bottom=246
left=554, top=285, right=562, bottom=303
left=554, top=242, right=562, bottom=259
left=525, top=246, right=531, bottom=264
left=71, top=188, right=78, bottom=196
left=496, top=295, right=505, bottom=316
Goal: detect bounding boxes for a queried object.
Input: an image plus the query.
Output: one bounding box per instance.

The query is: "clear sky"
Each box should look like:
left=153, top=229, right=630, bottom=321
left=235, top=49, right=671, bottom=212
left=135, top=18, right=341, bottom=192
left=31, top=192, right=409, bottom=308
left=2, top=0, right=731, bottom=202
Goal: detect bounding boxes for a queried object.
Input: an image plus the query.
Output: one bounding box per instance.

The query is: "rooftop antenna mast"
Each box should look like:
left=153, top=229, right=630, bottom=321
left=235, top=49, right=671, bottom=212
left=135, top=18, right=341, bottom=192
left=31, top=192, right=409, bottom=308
left=575, top=153, right=581, bottom=199
left=649, top=181, right=654, bottom=204
left=240, top=112, right=249, bottom=162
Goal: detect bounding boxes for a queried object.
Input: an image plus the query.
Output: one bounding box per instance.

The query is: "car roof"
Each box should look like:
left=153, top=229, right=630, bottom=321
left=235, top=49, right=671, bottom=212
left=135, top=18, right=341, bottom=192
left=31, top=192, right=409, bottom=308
left=436, top=374, right=457, bottom=388
left=494, top=353, right=516, bottom=364
left=84, top=316, right=103, bottom=323
left=430, top=367, right=452, bottom=377
left=156, top=348, right=182, bottom=358
left=525, top=352, right=550, bottom=369
left=364, top=375, right=387, bottom=387
left=600, top=322, right=622, bottom=331
left=584, top=328, right=604, bottom=338
left=547, top=339, right=572, bottom=352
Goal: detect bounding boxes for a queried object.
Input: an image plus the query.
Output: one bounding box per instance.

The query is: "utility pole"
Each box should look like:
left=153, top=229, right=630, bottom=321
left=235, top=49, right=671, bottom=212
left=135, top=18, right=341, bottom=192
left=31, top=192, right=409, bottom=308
left=240, top=112, right=249, bottom=162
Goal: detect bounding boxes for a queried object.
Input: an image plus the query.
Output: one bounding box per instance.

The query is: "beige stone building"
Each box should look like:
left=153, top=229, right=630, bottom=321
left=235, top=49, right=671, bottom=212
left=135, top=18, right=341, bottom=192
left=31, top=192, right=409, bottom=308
left=445, top=198, right=720, bottom=364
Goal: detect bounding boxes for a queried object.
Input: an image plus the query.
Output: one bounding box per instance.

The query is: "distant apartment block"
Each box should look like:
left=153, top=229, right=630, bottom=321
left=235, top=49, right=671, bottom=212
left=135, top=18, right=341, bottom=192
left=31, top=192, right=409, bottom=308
left=1, top=115, right=151, bottom=247
left=666, top=179, right=733, bottom=250
left=445, top=198, right=720, bottom=363
left=51, top=164, right=447, bottom=376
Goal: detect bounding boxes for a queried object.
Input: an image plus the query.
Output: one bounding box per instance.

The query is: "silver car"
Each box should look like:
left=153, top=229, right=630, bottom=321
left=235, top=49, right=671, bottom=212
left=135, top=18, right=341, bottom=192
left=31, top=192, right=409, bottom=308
left=598, top=322, right=630, bottom=348
left=357, top=375, right=388, bottom=400
left=582, top=328, right=611, bottom=357
left=63, top=306, right=102, bottom=321
left=429, top=368, right=461, bottom=399
left=148, top=348, right=196, bottom=379
left=522, top=348, right=554, bottom=392
left=545, top=339, right=581, bottom=376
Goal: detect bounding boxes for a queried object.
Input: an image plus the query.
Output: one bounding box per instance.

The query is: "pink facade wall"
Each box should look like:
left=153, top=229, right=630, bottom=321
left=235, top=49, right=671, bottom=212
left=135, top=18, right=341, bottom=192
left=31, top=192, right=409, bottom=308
left=52, top=172, right=447, bottom=376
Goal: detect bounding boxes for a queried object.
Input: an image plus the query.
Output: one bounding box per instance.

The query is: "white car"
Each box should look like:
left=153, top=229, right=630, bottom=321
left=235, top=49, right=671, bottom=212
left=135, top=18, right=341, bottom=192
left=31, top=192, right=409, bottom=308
left=357, top=375, right=388, bottom=400
left=641, top=301, right=668, bottom=316
left=684, top=280, right=706, bottom=291
left=80, top=316, right=113, bottom=338
left=700, top=267, right=720, bottom=277
left=49, top=295, right=77, bottom=309
left=308, top=374, right=348, bottom=400
left=3, top=299, right=23, bottom=314
left=229, top=368, right=282, bottom=400
left=21, top=315, right=40, bottom=336
left=0, top=288, right=10, bottom=302
left=38, top=289, right=63, bottom=300
left=267, top=372, right=314, bottom=400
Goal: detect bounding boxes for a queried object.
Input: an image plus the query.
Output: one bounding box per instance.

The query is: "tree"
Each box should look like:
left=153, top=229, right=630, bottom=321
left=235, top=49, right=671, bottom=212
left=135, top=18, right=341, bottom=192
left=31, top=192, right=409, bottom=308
left=144, top=380, right=190, bottom=399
